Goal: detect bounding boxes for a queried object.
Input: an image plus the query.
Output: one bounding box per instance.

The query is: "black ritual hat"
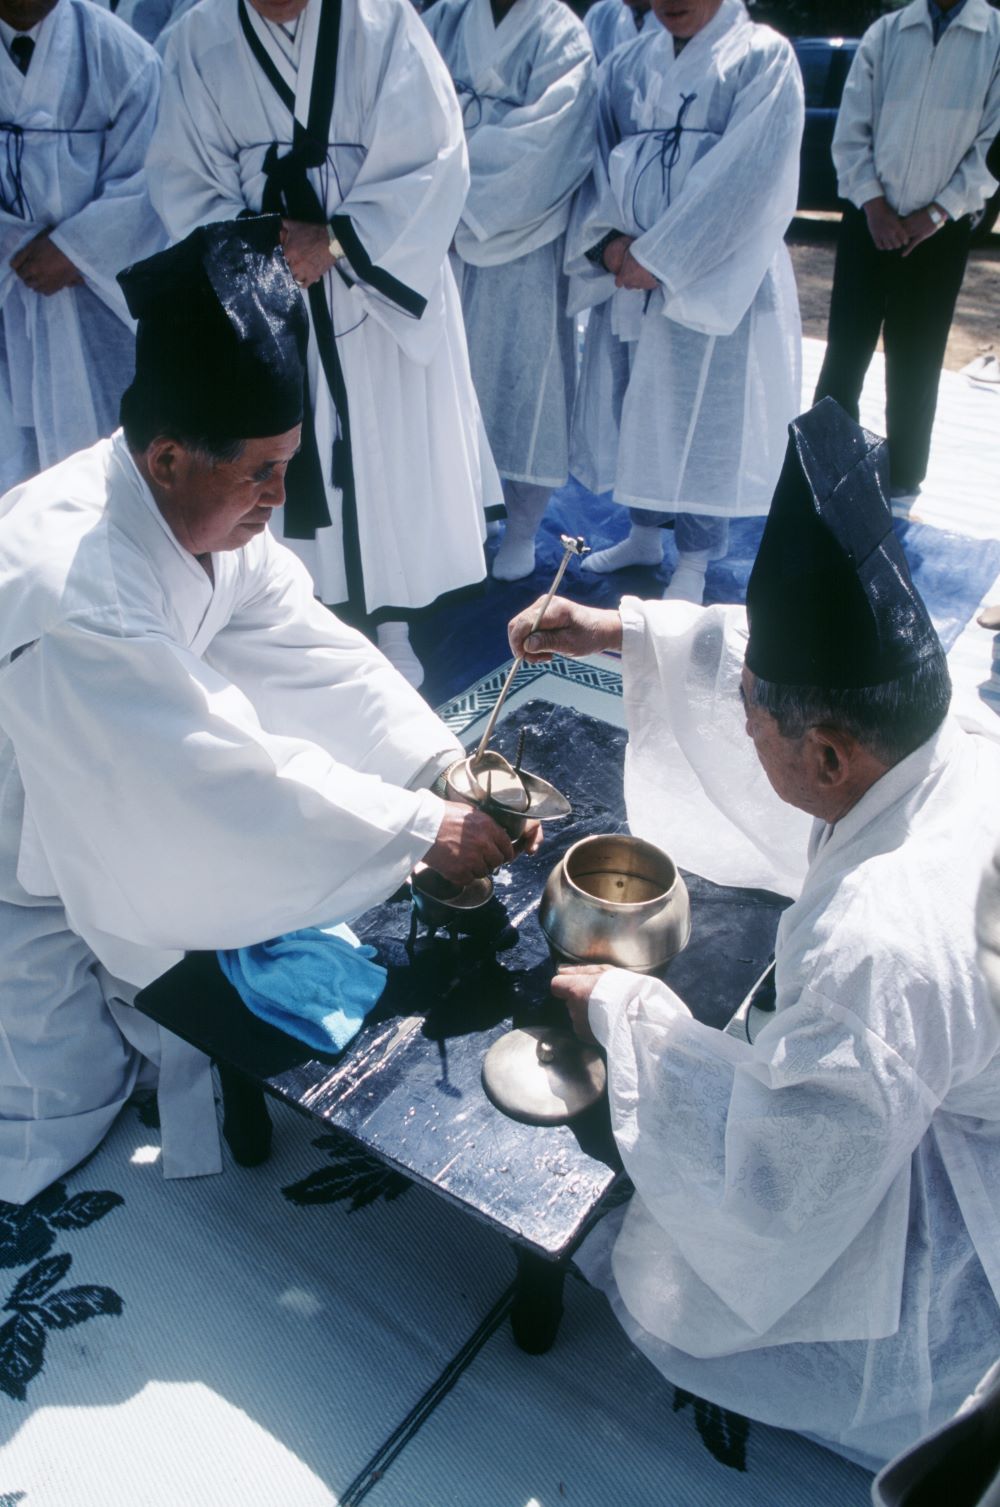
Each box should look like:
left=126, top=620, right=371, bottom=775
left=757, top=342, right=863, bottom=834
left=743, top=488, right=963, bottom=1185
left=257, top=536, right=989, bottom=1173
left=117, top=217, right=307, bottom=441
left=745, top=399, right=942, bottom=689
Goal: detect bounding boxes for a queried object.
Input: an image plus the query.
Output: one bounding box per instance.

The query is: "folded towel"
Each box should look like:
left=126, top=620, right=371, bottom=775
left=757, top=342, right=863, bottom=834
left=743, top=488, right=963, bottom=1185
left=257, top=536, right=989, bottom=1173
left=218, top=923, right=387, bottom=1054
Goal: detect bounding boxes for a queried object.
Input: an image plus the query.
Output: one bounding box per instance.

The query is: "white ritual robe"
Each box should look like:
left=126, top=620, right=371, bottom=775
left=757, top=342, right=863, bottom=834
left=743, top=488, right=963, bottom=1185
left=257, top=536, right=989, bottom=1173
left=0, top=0, right=164, bottom=492
left=148, top=0, right=497, bottom=615
left=566, top=0, right=803, bottom=515
left=584, top=0, right=651, bottom=65
left=426, top=0, right=596, bottom=486
left=0, top=435, right=462, bottom=1203
left=575, top=598, right=1000, bottom=1469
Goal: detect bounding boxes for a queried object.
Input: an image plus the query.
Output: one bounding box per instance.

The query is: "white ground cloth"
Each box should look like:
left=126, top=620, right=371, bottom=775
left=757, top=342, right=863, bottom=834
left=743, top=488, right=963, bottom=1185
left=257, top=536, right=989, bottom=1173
left=0, top=0, right=164, bottom=491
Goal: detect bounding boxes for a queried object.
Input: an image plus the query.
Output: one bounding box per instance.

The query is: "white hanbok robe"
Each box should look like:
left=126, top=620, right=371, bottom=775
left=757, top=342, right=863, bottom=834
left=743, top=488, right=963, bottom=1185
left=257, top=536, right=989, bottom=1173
left=148, top=0, right=497, bottom=615
left=0, top=0, right=164, bottom=492
left=425, top=0, right=596, bottom=486
left=0, top=434, right=463, bottom=1204
left=584, top=0, right=650, bottom=65
left=566, top=0, right=803, bottom=515
left=576, top=598, right=1000, bottom=1469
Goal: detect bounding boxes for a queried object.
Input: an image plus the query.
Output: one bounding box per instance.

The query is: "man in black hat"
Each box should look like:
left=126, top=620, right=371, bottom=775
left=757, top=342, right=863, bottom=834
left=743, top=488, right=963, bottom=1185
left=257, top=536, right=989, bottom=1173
left=507, top=398, right=1000, bottom=1469
left=0, top=219, right=514, bottom=1205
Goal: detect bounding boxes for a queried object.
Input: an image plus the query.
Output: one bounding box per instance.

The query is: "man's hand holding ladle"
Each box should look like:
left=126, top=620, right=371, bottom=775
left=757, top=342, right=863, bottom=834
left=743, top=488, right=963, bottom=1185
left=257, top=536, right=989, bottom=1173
left=508, top=595, right=623, bottom=664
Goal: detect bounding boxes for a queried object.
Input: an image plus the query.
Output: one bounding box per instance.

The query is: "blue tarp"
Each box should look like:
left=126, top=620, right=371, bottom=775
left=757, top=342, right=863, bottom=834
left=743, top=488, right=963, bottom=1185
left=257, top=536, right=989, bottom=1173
left=412, top=477, right=1000, bottom=706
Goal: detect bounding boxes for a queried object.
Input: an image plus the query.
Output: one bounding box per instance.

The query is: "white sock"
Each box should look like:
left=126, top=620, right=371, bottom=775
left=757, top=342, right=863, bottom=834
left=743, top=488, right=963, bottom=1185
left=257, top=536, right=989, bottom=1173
left=581, top=524, right=663, bottom=574
left=492, top=481, right=551, bottom=582
left=376, top=622, right=424, bottom=690
left=662, top=550, right=709, bottom=604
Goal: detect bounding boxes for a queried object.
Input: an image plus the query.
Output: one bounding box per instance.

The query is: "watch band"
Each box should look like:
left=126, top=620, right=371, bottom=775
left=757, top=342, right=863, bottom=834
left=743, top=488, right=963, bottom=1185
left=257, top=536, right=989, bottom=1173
left=928, top=205, right=946, bottom=228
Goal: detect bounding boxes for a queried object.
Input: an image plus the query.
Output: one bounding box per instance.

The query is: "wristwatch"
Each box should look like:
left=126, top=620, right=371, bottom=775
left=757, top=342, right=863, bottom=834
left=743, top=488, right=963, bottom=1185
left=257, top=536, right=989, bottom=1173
left=327, top=228, right=345, bottom=262
left=928, top=205, right=947, bottom=228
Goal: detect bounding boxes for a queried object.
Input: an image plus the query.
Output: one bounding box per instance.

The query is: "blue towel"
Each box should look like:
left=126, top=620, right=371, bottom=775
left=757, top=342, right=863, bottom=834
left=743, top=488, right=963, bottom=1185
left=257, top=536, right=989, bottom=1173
left=218, top=924, right=387, bottom=1054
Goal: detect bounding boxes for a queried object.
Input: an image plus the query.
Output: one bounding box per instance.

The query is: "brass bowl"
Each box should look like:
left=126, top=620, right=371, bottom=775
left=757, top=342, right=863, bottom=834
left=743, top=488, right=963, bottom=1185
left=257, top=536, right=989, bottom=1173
left=539, top=834, right=691, bottom=975
left=442, top=752, right=571, bottom=839
left=410, top=867, right=495, bottom=932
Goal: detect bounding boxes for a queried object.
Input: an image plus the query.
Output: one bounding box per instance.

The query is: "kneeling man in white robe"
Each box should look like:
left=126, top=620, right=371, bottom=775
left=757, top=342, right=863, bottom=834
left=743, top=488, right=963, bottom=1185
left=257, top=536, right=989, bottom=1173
left=508, top=399, right=1000, bottom=1469
left=0, top=220, right=517, bottom=1207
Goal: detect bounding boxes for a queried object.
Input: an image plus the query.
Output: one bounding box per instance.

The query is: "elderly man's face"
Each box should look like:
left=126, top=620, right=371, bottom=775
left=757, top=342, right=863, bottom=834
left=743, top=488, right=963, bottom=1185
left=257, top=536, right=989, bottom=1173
left=650, top=0, right=723, bottom=39
left=248, top=0, right=310, bottom=25
left=153, top=427, right=302, bottom=558
left=739, top=666, right=822, bottom=815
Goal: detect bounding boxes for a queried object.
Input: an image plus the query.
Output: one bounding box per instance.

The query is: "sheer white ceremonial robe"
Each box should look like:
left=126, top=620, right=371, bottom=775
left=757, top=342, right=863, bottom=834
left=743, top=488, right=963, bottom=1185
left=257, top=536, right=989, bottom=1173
left=0, top=435, right=462, bottom=1204
left=148, top=0, right=496, bottom=614
left=0, top=0, right=164, bottom=492
left=575, top=598, right=1000, bottom=1469
left=566, top=0, right=803, bottom=515
left=584, top=0, right=651, bottom=65
left=425, top=0, right=595, bottom=486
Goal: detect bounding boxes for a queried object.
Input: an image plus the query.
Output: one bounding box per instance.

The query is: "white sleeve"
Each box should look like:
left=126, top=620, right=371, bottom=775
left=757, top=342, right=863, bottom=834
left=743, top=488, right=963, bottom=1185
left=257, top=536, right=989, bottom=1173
left=456, top=32, right=596, bottom=253
left=628, top=37, right=804, bottom=337
left=329, top=4, right=469, bottom=320
left=588, top=966, right=939, bottom=1348
left=206, top=539, right=462, bottom=791
left=49, top=47, right=166, bottom=320
left=620, top=597, right=811, bottom=896
left=145, top=25, right=252, bottom=238
left=0, top=618, right=448, bottom=965
left=831, top=26, right=885, bottom=211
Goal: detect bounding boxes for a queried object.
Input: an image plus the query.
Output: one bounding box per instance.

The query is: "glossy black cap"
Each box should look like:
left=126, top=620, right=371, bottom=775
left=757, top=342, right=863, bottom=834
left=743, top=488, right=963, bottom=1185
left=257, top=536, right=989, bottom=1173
left=745, top=399, right=942, bottom=688
left=118, top=217, right=307, bottom=442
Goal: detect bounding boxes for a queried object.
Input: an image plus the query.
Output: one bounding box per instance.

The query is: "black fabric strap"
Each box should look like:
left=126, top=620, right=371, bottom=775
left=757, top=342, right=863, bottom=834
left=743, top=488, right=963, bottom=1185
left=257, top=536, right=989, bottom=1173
left=238, top=0, right=295, bottom=114
left=329, top=212, right=426, bottom=319
left=239, top=0, right=365, bottom=611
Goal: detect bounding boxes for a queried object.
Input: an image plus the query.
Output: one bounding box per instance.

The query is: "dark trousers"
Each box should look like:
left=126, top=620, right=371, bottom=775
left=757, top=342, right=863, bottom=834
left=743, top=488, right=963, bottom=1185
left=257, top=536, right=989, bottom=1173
left=814, top=203, right=972, bottom=491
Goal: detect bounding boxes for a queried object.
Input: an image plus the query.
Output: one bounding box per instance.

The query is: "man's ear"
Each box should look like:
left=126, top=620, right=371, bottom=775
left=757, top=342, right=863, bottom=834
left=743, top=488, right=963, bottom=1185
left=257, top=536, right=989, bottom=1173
left=144, top=437, right=184, bottom=491
left=805, top=724, right=857, bottom=788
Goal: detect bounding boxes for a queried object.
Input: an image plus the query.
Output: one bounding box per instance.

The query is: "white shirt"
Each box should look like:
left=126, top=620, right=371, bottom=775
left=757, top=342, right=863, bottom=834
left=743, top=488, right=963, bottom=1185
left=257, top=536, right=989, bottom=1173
left=833, top=0, right=1000, bottom=219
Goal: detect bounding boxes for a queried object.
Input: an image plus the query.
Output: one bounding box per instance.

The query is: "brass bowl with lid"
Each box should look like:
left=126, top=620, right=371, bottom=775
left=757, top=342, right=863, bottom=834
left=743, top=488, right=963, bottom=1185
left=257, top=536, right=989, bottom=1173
left=539, top=833, right=691, bottom=975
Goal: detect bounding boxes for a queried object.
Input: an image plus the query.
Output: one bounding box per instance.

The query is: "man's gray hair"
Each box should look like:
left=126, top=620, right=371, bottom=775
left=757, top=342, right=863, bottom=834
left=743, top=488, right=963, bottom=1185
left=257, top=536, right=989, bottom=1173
left=749, top=652, right=952, bottom=766
left=120, top=388, right=246, bottom=465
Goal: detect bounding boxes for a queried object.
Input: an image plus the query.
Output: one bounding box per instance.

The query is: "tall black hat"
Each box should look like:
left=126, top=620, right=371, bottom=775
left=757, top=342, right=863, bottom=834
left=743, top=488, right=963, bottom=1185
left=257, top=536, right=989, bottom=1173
left=745, top=399, right=942, bottom=688
left=117, top=217, right=307, bottom=442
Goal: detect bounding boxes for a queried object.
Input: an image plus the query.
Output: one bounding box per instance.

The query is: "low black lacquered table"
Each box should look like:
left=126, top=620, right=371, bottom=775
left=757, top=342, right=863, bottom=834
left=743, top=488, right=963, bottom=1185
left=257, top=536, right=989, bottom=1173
left=136, top=700, right=787, bottom=1351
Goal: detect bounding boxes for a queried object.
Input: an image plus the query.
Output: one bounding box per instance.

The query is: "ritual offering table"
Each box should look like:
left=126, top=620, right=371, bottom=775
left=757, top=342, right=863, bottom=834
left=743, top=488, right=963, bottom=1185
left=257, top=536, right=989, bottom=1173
left=136, top=701, right=788, bottom=1353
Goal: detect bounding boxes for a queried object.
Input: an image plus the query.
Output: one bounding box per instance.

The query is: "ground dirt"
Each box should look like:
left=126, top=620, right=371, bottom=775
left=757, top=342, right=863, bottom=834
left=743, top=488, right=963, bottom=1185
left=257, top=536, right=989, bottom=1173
left=787, top=213, right=1000, bottom=373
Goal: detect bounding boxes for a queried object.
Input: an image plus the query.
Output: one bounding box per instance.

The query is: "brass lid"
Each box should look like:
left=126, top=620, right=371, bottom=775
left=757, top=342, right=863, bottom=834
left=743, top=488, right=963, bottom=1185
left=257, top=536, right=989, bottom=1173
left=482, top=1027, right=606, bottom=1124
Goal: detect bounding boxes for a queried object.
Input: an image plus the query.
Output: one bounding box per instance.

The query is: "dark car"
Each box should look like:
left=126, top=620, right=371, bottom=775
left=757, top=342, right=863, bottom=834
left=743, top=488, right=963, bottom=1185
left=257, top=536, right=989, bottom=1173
left=792, top=35, right=999, bottom=240
left=792, top=36, right=859, bottom=211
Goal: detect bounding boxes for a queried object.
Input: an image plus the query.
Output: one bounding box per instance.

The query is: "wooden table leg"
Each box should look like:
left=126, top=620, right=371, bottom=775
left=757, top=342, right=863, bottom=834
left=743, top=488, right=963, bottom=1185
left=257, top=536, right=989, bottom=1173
left=217, top=1060, right=273, bottom=1167
left=510, top=1247, right=567, bottom=1355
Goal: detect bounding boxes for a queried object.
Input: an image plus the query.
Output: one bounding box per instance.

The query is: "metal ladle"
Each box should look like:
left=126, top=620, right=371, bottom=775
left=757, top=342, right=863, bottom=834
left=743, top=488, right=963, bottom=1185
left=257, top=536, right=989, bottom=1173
left=471, top=533, right=590, bottom=771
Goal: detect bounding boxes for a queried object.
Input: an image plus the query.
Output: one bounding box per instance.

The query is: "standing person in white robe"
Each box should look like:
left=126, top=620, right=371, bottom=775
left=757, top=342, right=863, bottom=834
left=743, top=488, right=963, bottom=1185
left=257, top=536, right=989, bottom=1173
left=0, top=220, right=519, bottom=1206
left=0, top=0, right=164, bottom=492
left=508, top=400, right=1000, bottom=1469
left=565, top=0, right=803, bottom=605
left=425, top=0, right=596, bottom=581
left=584, top=0, right=653, bottom=66
left=147, top=0, right=498, bottom=690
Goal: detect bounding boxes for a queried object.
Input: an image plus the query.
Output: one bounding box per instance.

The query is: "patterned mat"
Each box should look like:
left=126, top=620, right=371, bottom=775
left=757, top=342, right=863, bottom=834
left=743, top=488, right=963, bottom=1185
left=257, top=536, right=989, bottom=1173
left=0, top=1086, right=873, bottom=1506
